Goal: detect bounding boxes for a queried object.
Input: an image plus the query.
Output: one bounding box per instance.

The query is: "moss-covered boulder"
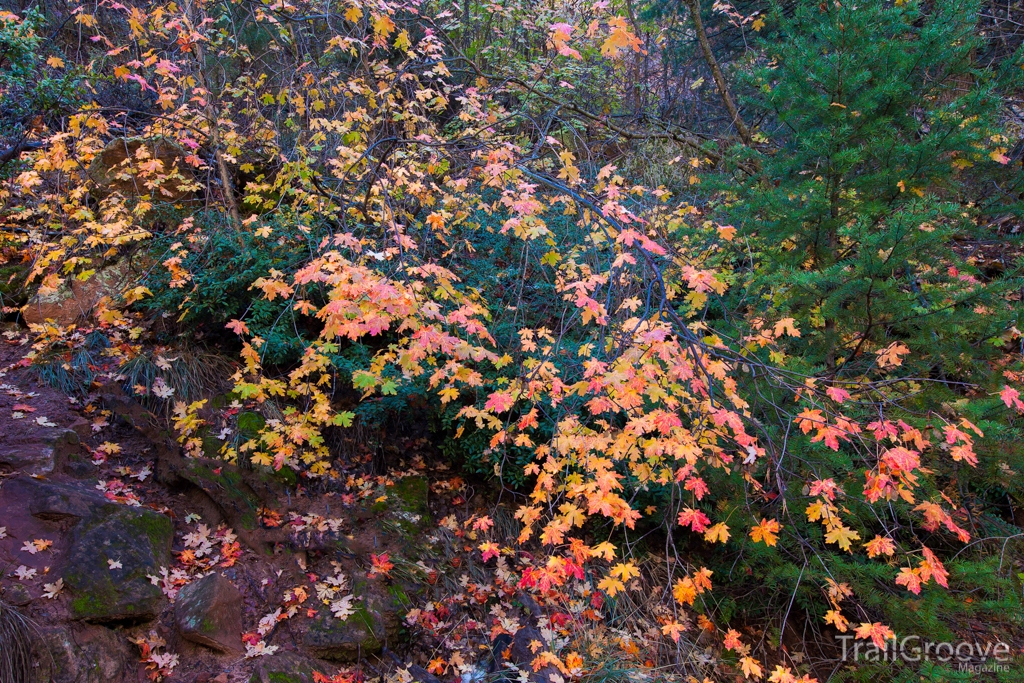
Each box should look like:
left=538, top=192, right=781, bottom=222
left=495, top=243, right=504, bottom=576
left=301, top=579, right=402, bottom=663
left=237, top=411, right=266, bottom=439
left=63, top=505, right=173, bottom=623
left=174, top=572, right=243, bottom=653
left=301, top=602, right=389, bottom=662
left=2, top=477, right=171, bottom=623
left=248, top=650, right=333, bottom=683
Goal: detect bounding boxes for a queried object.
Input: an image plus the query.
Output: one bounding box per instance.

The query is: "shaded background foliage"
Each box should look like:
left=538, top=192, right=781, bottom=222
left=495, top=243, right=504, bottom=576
left=3, top=0, right=1024, bottom=679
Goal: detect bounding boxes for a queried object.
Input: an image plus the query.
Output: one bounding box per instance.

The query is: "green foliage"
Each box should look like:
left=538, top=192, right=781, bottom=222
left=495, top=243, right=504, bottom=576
left=728, top=0, right=1023, bottom=377
left=665, top=0, right=1024, bottom=659
left=139, top=212, right=323, bottom=365
left=0, top=9, right=41, bottom=83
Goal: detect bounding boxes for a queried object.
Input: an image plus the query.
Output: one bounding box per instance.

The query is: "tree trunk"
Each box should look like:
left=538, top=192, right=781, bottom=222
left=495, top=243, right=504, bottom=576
left=683, top=0, right=752, bottom=145
left=193, top=40, right=242, bottom=229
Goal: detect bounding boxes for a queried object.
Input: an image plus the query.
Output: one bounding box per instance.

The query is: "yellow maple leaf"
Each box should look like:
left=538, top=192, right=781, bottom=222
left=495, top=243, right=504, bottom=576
left=394, top=29, right=411, bottom=51
left=703, top=522, right=730, bottom=544
left=740, top=655, right=764, bottom=680
left=597, top=575, right=625, bottom=596
left=991, top=148, right=1010, bottom=164
left=609, top=561, right=640, bottom=582
left=372, top=14, right=396, bottom=38
left=805, top=500, right=826, bottom=523
left=558, top=503, right=587, bottom=528
left=123, top=286, right=153, bottom=304
left=590, top=541, right=616, bottom=560
left=824, top=524, right=861, bottom=552
left=344, top=4, right=362, bottom=22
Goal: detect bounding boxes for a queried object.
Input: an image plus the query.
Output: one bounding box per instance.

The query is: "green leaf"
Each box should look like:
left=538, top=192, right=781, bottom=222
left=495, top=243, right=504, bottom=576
left=352, top=371, right=377, bottom=389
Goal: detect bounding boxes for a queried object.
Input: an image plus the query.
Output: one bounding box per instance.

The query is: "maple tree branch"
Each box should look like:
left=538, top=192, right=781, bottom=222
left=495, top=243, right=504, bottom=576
left=0, top=139, right=43, bottom=173
left=433, top=34, right=723, bottom=162
left=503, top=74, right=719, bottom=159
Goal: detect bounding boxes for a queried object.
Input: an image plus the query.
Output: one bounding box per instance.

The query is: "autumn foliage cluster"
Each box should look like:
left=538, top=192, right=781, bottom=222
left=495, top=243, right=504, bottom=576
left=2, top=0, right=1024, bottom=679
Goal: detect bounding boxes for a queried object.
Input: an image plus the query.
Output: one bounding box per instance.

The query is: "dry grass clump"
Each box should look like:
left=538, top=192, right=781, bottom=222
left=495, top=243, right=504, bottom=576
left=0, top=598, right=36, bottom=683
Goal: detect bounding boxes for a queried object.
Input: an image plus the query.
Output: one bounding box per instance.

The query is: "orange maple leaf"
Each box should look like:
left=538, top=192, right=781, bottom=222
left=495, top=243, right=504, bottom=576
left=854, top=622, right=895, bottom=648
left=749, top=518, right=781, bottom=547
left=864, top=535, right=896, bottom=558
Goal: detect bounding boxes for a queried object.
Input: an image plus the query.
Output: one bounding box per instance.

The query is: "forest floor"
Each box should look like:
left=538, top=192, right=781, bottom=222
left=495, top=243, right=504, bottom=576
left=0, top=322, right=527, bottom=683
left=3, top=320, right=1024, bottom=683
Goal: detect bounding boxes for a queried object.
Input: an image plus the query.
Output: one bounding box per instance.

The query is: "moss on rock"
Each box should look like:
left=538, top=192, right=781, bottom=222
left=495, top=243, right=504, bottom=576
left=181, top=461, right=261, bottom=530
left=302, top=603, right=387, bottom=662
left=392, top=476, right=429, bottom=517
left=237, top=411, right=266, bottom=437
left=64, top=506, right=172, bottom=623
left=248, top=650, right=330, bottom=683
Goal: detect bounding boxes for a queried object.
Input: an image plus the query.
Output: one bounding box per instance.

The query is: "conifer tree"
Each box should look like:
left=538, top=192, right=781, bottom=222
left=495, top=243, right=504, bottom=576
left=731, top=0, right=1022, bottom=378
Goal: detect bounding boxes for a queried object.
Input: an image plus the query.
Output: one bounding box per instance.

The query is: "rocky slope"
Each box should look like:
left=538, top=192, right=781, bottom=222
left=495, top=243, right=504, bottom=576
left=0, top=325, right=519, bottom=683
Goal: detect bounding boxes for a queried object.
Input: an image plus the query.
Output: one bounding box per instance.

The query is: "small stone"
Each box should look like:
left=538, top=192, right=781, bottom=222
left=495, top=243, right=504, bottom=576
left=0, top=428, right=79, bottom=476
left=174, top=573, right=243, bottom=654
left=4, top=582, right=32, bottom=606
